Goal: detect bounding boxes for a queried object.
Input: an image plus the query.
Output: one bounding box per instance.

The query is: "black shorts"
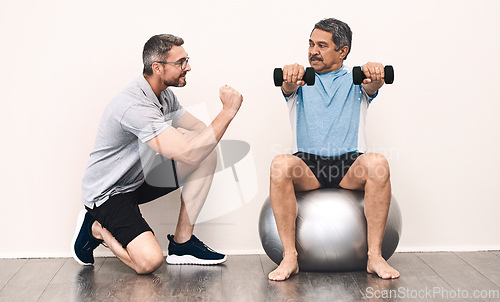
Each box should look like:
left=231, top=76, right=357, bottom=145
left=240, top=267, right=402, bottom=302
left=293, top=151, right=363, bottom=188
left=86, top=180, right=178, bottom=248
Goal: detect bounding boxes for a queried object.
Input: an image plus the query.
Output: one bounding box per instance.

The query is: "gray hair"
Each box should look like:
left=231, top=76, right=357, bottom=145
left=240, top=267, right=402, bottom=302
left=143, top=34, right=184, bottom=75
left=313, top=18, right=352, bottom=60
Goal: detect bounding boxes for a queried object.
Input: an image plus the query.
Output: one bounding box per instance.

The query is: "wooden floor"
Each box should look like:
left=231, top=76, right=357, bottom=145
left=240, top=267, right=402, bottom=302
left=1, top=252, right=500, bottom=301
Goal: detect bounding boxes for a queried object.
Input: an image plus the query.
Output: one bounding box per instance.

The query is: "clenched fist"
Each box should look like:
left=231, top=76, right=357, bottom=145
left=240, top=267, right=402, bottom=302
left=219, top=85, right=243, bottom=116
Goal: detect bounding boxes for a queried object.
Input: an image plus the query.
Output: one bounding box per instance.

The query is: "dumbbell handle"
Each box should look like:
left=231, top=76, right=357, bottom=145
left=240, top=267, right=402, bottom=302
left=274, top=67, right=315, bottom=86
left=352, top=65, right=394, bottom=85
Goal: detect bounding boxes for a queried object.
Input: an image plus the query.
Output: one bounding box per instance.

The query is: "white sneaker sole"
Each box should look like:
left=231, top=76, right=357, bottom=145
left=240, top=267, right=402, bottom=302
left=71, top=209, right=93, bottom=266
left=166, top=254, right=227, bottom=265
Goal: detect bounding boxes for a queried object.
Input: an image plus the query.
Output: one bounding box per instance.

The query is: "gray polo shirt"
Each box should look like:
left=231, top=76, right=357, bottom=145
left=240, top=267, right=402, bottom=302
left=81, top=75, right=186, bottom=208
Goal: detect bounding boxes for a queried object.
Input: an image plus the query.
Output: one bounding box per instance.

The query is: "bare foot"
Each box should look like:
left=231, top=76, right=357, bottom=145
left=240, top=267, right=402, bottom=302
left=268, top=255, right=299, bottom=281
left=367, top=255, right=400, bottom=279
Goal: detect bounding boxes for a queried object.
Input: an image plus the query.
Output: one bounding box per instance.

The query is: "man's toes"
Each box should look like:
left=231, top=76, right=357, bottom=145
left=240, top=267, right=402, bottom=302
left=269, top=273, right=284, bottom=281
left=268, top=271, right=280, bottom=280
left=381, top=269, right=400, bottom=279
left=381, top=272, right=392, bottom=279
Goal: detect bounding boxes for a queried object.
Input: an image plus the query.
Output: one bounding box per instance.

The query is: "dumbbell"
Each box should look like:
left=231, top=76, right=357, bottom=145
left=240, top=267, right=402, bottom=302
left=274, top=67, right=315, bottom=86
left=352, top=65, right=394, bottom=85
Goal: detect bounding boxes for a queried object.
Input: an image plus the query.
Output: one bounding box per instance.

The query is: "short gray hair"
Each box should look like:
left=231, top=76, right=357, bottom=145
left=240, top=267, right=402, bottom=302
left=143, top=34, right=184, bottom=75
left=313, top=18, right=352, bottom=60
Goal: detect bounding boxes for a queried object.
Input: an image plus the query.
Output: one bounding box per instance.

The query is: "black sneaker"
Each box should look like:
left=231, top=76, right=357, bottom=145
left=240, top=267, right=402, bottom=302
left=166, top=234, right=227, bottom=265
left=71, top=209, right=103, bottom=265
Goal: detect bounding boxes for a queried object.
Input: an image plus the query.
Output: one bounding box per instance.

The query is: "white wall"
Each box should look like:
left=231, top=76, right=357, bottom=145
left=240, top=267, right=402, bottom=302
left=0, top=0, right=499, bottom=258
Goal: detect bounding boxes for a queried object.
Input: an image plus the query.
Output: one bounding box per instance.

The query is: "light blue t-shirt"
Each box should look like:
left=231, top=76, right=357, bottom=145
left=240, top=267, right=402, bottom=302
left=286, top=65, right=376, bottom=157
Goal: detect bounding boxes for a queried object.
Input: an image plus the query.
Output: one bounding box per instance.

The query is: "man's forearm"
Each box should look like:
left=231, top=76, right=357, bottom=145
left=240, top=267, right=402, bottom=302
left=282, top=83, right=299, bottom=97
left=190, top=120, right=208, bottom=134
left=150, top=85, right=242, bottom=166
left=363, top=86, right=378, bottom=97
left=174, top=108, right=235, bottom=166
left=362, top=82, right=383, bottom=97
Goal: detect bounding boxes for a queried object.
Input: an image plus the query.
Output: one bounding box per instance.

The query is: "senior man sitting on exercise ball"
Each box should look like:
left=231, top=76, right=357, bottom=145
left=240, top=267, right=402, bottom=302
left=268, top=18, right=400, bottom=281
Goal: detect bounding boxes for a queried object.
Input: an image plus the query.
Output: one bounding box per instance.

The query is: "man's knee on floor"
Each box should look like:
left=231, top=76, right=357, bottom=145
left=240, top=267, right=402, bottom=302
left=134, top=252, right=164, bottom=275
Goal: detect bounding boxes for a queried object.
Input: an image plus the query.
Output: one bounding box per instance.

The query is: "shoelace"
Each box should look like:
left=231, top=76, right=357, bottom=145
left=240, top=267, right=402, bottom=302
left=192, top=237, right=218, bottom=253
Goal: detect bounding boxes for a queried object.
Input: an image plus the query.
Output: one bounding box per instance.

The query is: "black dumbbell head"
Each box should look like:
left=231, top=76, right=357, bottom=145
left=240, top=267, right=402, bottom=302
left=352, top=66, right=364, bottom=85
left=273, top=68, right=283, bottom=86
left=304, top=67, right=315, bottom=86
left=384, top=65, right=394, bottom=84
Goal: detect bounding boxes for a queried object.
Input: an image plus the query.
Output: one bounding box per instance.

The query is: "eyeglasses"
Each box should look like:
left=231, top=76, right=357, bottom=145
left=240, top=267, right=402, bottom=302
left=155, top=57, right=190, bottom=70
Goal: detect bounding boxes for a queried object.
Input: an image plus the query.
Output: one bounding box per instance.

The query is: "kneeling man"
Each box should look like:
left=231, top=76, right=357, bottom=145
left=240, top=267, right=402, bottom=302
left=72, top=34, right=243, bottom=274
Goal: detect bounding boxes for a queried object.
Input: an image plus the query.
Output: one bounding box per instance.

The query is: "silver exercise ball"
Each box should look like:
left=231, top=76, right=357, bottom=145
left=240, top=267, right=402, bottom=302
left=258, top=188, right=402, bottom=272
